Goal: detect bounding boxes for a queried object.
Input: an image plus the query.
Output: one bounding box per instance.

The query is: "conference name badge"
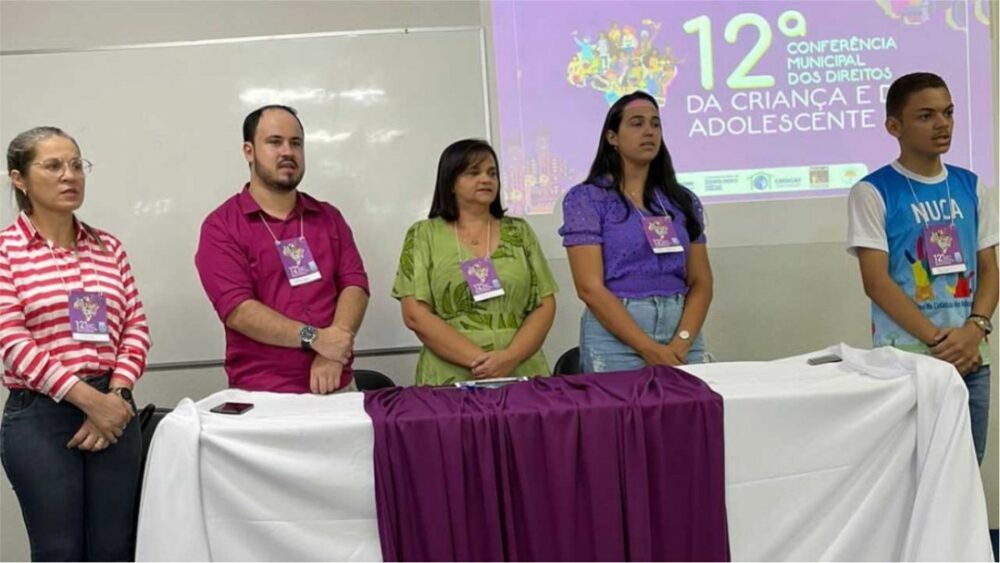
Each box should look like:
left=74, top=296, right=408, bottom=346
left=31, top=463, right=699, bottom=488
left=461, top=257, right=505, bottom=302
left=923, top=224, right=966, bottom=276
left=276, top=237, right=323, bottom=286
left=641, top=216, right=684, bottom=254
left=68, top=290, right=110, bottom=342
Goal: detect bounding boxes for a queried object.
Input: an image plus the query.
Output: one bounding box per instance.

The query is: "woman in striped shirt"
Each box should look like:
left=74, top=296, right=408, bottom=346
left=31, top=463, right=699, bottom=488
left=1, top=127, right=151, bottom=561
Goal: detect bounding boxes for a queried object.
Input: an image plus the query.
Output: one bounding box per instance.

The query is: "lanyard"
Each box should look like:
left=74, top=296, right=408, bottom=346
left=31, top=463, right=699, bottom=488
left=259, top=211, right=305, bottom=244
left=29, top=217, right=104, bottom=294
left=902, top=166, right=955, bottom=226
left=47, top=242, right=104, bottom=294
left=626, top=190, right=671, bottom=219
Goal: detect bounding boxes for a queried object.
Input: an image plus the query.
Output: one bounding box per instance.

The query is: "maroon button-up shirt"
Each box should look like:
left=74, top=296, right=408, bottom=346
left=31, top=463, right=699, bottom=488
left=195, top=185, right=369, bottom=392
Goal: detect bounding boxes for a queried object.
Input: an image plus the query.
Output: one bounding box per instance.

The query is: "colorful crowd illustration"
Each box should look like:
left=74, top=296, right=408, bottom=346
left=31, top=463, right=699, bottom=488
left=566, top=19, right=680, bottom=107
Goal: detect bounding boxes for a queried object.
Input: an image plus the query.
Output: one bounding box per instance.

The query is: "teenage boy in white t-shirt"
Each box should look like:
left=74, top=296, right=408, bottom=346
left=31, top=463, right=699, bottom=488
left=847, top=72, right=998, bottom=464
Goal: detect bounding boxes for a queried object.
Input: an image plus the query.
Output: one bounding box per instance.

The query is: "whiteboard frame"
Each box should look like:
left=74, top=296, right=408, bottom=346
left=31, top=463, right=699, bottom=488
left=1, top=26, right=494, bottom=370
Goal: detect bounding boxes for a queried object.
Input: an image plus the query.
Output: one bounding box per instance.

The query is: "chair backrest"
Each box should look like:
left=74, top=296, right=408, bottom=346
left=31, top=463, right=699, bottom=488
left=353, top=369, right=396, bottom=390
left=138, top=405, right=173, bottom=463
left=553, top=347, right=581, bottom=376
left=137, top=406, right=172, bottom=485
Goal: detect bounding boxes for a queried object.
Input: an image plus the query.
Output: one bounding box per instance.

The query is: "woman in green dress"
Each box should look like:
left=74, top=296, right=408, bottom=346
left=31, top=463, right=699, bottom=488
left=392, top=139, right=558, bottom=385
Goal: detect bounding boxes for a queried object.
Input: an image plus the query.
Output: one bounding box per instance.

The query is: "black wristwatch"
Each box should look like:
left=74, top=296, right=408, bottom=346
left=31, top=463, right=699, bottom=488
left=299, top=325, right=319, bottom=351
left=110, top=387, right=137, bottom=414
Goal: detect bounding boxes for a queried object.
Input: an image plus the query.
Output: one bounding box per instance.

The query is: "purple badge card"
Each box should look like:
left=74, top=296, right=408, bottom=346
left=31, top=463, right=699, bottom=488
left=641, top=216, right=683, bottom=254
left=277, top=237, right=323, bottom=286
left=924, top=224, right=966, bottom=275
left=68, top=290, right=110, bottom=342
left=461, top=257, right=506, bottom=302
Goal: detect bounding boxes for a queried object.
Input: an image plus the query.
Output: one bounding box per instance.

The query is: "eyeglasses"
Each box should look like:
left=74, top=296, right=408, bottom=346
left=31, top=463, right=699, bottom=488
left=31, top=158, right=93, bottom=176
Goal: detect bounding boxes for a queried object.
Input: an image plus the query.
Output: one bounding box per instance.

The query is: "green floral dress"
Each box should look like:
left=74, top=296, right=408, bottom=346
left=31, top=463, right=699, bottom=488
left=392, top=217, right=558, bottom=385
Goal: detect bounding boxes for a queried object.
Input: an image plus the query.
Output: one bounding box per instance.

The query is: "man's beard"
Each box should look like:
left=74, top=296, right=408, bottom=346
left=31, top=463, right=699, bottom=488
left=255, top=159, right=303, bottom=192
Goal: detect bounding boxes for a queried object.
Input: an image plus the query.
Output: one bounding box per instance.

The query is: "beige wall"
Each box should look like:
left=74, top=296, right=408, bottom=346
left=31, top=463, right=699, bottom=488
left=1, top=1, right=997, bottom=561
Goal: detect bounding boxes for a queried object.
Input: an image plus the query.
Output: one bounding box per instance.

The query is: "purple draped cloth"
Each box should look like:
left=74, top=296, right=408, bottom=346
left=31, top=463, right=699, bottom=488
left=363, top=366, right=730, bottom=561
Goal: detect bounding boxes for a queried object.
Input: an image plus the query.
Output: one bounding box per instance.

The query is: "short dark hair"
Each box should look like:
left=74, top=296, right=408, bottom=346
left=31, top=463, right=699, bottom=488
left=242, top=105, right=304, bottom=143
left=428, top=139, right=505, bottom=222
left=886, top=72, right=949, bottom=119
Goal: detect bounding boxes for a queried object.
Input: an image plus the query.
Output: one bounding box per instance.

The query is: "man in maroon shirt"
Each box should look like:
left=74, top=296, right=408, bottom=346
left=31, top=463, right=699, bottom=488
left=195, top=105, right=369, bottom=394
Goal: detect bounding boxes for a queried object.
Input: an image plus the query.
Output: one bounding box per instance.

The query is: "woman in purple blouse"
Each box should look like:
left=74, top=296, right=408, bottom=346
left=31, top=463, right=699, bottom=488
left=559, top=91, right=713, bottom=372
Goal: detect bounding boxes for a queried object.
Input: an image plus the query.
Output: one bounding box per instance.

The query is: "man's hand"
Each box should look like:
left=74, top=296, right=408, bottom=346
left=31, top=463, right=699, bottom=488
left=310, top=355, right=344, bottom=395
left=311, top=325, right=354, bottom=364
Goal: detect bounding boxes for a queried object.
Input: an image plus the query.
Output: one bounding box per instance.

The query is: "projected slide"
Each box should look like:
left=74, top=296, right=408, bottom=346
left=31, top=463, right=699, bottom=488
left=491, top=0, right=995, bottom=214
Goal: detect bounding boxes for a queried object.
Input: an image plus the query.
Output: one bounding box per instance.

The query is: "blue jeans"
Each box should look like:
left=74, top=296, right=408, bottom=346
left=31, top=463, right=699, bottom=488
left=964, top=365, right=990, bottom=465
left=580, top=294, right=707, bottom=373
left=0, top=375, right=141, bottom=561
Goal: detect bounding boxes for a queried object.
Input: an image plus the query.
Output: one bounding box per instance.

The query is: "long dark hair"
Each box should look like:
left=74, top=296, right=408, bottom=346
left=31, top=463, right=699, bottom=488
left=586, top=91, right=703, bottom=240
left=428, top=139, right=505, bottom=221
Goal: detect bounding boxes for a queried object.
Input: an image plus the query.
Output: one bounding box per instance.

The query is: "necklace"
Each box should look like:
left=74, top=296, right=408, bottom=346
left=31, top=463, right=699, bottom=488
left=454, top=220, right=492, bottom=258
left=459, top=220, right=489, bottom=246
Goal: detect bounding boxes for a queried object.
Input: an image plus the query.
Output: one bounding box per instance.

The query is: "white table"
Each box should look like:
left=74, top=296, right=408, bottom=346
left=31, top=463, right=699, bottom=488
left=136, top=344, right=992, bottom=561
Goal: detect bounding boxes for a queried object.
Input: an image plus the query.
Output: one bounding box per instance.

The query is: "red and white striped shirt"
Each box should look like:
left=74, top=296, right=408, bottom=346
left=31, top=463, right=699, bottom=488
left=0, top=212, right=151, bottom=401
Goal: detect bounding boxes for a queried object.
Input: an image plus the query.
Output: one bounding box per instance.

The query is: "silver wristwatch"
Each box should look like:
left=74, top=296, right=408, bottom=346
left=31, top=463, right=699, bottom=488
left=299, top=325, right=319, bottom=351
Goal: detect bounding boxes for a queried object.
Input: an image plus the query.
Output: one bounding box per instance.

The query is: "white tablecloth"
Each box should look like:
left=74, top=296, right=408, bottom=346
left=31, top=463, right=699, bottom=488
left=136, top=345, right=992, bottom=561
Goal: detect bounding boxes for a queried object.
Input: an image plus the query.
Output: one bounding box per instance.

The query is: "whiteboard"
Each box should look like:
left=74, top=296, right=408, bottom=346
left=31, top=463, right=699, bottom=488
left=0, top=28, right=490, bottom=365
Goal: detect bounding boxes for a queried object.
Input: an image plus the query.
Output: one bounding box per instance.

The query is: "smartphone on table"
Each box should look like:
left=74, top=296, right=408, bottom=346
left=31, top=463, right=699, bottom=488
left=210, top=402, right=254, bottom=415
